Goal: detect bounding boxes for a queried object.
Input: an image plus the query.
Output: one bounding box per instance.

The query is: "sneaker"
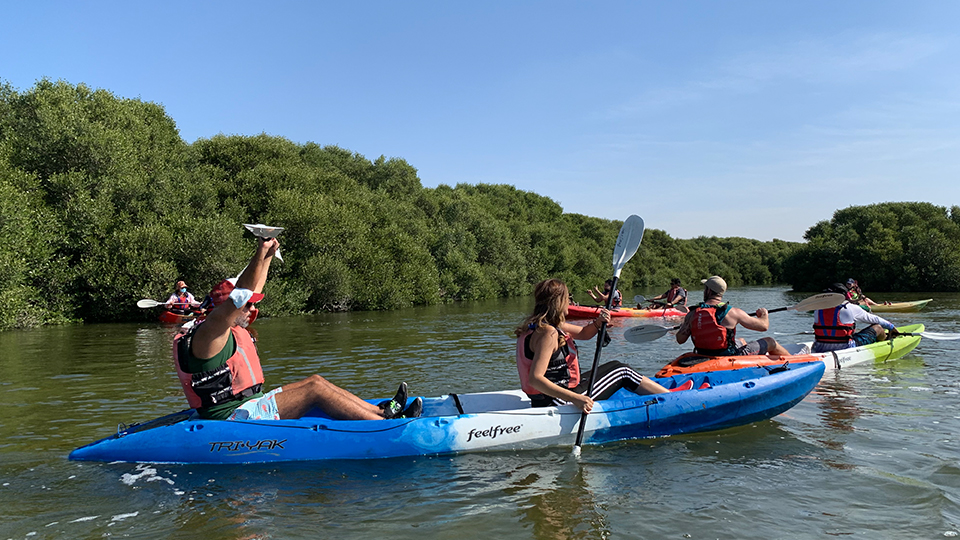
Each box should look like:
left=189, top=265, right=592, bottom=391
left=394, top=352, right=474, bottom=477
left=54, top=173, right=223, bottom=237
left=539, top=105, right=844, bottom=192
left=399, top=397, right=423, bottom=419
left=670, top=380, right=694, bottom=392
left=378, top=382, right=408, bottom=419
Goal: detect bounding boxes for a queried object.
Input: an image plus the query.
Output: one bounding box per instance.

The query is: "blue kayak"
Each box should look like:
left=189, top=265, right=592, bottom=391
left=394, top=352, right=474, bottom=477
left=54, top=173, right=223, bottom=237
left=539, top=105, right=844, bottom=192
left=69, top=362, right=824, bottom=464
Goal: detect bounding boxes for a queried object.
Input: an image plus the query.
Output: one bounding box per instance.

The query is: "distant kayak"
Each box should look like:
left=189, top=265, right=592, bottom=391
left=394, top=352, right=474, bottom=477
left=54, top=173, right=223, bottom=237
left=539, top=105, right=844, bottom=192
left=68, top=362, right=824, bottom=464
left=656, top=324, right=924, bottom=377
left=865, top=299, right=932, bottom=313
left=567, top=304, right=686, bottom=319
left=158, top=309, right=201, bottom=324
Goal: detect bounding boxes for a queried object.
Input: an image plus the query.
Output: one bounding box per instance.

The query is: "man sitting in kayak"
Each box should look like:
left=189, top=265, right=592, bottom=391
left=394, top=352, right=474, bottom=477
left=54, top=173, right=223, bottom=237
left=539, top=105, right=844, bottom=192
left=173, top=236, right=422, bottom=421
left=517, top=279, right=669, bottom=412
left=676, top=276, right=791, bottom=357
left=165, top=280, right=200, bottom=313
left=587, top=279, right=622, bottom=308
left=647, top=278, right=687, bottom=309
left=812, top=282, right=899, bottom=353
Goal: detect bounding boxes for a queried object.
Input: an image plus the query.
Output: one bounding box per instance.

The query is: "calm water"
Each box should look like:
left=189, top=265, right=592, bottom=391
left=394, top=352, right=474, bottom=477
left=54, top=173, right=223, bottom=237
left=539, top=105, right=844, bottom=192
left=2, top=287, right=960, bottom=539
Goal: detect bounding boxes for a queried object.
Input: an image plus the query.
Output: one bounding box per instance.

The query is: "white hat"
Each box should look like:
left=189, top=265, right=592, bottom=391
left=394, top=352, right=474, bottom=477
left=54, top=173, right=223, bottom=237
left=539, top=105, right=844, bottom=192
left=701, top=276, right=727, bottom=294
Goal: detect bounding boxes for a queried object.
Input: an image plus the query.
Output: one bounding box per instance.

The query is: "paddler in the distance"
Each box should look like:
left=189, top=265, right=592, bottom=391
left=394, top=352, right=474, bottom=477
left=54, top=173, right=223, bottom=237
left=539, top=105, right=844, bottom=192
left=845, top=278, right=888, bottom=308
left=676, top=276, right=791, bottom=357
left=172, top=235, right=423, bottom=422
left=587, top=279, right=622, bottom=309
left=647, top=278, right=687, bottom=309
left=164, top=280, right=200, bottom=313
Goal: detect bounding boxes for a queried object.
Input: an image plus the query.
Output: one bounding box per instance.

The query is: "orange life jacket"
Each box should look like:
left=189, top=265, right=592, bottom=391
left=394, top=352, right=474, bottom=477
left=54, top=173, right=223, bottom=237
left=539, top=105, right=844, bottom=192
left=690, top=302, right=737, bottom=356
left=173, top=324, right=264, bottom=409
left=516, top=325, right=580, bottom=395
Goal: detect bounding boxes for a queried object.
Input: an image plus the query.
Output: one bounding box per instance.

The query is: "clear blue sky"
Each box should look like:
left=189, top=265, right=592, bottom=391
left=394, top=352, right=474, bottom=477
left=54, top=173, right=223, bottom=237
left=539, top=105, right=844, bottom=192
left=4, top=1, right=958, bottom=242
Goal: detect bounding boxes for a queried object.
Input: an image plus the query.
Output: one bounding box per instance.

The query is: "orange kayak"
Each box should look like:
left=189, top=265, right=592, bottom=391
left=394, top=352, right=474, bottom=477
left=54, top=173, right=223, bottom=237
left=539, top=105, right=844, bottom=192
left=655, top=352, right=821, bottom=377
left=567, top=304, right=686, bottom=319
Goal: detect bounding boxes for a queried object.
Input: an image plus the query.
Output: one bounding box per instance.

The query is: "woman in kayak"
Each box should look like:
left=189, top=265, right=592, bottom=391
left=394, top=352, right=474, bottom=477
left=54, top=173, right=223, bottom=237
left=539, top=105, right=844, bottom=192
left=165, top=280, right=200, bottom=313
left=516, top=279, right=669, bottom=413
left=845, top=278, right=883, bottom=307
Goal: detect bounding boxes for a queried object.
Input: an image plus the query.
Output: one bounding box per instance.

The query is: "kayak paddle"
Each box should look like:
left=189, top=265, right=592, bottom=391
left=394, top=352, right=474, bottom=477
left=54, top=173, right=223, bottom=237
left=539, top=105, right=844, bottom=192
left=633, top=294, right=689, bottom=312
left=137, top=299, right=164, bottom=308
left=244, top=223, right=285, bottom=262
left=623, top=292, right=847, bottom=344
left=573, top=214, right=645, bottom=457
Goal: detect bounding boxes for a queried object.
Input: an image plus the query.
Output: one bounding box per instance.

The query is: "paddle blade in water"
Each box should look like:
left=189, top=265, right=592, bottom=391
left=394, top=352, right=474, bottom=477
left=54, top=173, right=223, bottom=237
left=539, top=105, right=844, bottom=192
left=611, top=215, right=644, bottom=278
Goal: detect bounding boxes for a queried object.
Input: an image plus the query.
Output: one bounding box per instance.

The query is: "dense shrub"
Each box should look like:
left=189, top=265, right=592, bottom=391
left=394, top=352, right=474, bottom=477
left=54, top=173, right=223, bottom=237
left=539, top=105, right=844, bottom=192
left=783, top=202, right=960, bottom=292
left=1, top=79, right=809, bottom=330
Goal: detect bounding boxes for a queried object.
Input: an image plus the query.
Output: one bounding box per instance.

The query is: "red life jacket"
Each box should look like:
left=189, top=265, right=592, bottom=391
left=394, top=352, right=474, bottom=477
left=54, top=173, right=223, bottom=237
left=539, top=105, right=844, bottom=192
left=516, top=325, right=580, bottom=395
left=690, top=302, right=737, bottom=356
left=173, top=324, right=265, bottom=409
left=813, top=305, right=855, bottom=343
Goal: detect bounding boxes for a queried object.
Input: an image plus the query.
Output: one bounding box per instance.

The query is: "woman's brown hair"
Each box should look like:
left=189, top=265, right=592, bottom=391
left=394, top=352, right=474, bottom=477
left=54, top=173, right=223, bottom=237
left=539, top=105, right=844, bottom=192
left=515, top=279, right=568, bottom=347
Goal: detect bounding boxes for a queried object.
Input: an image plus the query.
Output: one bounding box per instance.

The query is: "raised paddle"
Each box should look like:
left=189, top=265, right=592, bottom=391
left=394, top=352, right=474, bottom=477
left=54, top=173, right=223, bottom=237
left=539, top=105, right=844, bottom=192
left=137, top=299, right=163, bottom=308
left=573, top=214, right=645, bottom=457
left=623, top=292, right=847, bottom=344
left=244, top=223, right=285, bottom=262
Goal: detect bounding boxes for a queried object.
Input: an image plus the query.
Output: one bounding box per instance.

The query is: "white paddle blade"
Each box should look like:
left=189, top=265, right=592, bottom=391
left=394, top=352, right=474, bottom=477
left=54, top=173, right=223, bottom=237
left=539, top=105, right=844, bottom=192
left=789, top=293, right=846, bottom=312
left=624, top=324, right=677, bottom=343
left=918, top=332, right=960, bottom=341
left=611, top=215, right=644, bottom=278
left=242, top=224, right=285, bottom=262
left=633, top=295, right=646, bottom=304
left=243, top=223, right=285, bottom=238
left=137, top=299, right=162, bottom=308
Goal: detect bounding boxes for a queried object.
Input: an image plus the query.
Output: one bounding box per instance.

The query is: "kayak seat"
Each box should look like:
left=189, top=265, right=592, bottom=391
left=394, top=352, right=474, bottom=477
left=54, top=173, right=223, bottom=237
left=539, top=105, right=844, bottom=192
left=669, top=380, right=694, bottom=392
left=675, top=354, right=712, bottom=368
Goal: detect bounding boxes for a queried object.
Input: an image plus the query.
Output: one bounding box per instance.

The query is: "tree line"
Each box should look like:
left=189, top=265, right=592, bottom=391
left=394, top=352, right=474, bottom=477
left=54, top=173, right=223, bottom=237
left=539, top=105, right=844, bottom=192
left=1, top=80, right=956, bottom=330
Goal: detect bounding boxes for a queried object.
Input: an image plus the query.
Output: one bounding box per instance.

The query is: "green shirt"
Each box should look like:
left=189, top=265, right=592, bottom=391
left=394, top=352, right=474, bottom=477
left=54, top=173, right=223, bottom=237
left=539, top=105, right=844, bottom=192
left=183, top=331, right=264, bottom=420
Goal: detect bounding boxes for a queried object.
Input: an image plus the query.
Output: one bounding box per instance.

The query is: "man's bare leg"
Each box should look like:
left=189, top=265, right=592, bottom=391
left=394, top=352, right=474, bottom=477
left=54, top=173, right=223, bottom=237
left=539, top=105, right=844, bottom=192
left=275, top=375, right=386, bottom=420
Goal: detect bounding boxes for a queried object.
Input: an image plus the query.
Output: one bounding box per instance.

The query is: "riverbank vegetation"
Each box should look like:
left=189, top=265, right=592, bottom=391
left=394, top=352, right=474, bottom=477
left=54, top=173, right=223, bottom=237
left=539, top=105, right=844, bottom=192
left=784, top=202, right=960, bottom=293
left=2, top=80, right=956, bottom=330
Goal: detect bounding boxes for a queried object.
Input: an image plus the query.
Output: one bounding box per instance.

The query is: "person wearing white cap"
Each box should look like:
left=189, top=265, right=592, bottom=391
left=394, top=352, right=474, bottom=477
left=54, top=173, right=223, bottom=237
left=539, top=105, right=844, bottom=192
left=172, top=236, right=422, bottom=422
left=675, top=275, right=790, bottom=357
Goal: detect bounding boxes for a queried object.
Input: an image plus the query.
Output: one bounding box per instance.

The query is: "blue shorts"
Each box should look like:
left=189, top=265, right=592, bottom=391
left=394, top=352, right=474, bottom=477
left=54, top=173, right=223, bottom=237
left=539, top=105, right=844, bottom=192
left=851, top=327, right=879, bottom=347
left=227, top=387, right=283, bottom=421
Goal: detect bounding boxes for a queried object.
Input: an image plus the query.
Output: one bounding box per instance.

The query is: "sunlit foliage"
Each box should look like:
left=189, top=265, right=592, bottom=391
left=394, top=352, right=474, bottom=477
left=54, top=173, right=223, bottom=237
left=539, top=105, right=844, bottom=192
left=1, top=80, right=806, bottom=329
left=783, top=202, right=960, bottom=292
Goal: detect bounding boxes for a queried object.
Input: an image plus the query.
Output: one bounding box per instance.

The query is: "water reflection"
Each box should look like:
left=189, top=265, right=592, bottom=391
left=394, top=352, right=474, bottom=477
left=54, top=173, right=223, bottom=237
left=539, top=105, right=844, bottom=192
left=512, top=458, right=608, bottom=540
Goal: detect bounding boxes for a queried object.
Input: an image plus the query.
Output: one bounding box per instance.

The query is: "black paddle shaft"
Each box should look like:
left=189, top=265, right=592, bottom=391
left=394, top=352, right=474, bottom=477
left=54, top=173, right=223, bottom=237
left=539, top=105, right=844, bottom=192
left=574, top=276, right=618, bottom=446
